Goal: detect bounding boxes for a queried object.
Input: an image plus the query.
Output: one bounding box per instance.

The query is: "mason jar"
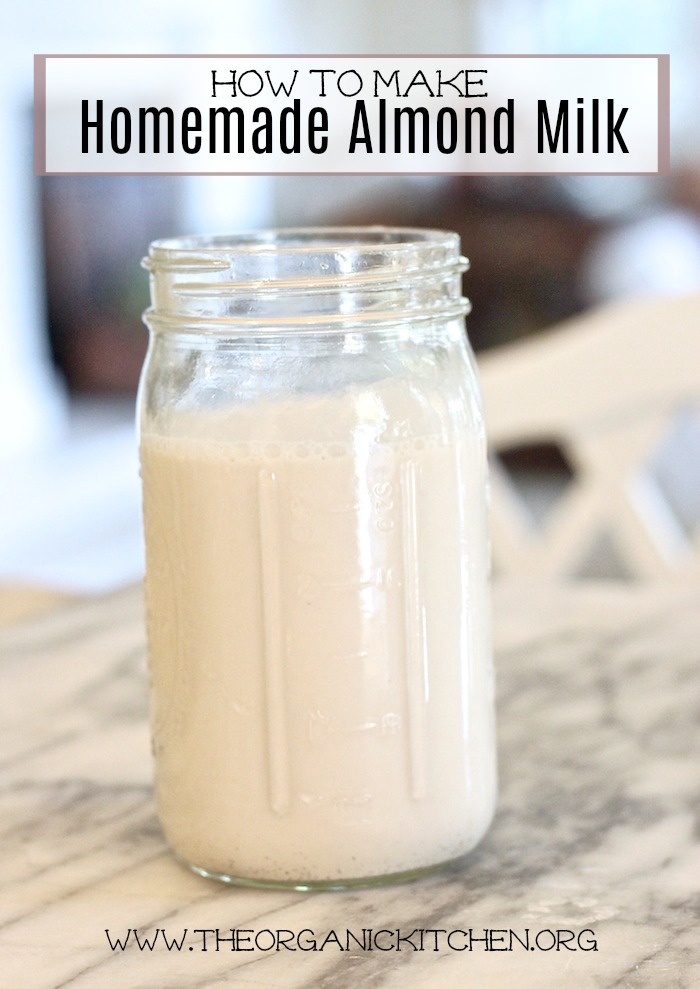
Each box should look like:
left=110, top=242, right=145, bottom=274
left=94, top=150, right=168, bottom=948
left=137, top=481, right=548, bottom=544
left=138, top=227, right=496, bottom=890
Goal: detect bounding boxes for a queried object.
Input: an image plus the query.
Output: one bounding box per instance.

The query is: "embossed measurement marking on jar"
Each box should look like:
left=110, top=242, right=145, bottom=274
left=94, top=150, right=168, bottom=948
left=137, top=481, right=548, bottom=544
left=373, top=481, right=396, bottom=532
left=400, top=458, right=428, bottom=801
left=307, top=709, right=402, bottom=742
left=260, top=458, right=429, bottom=810
left=295, top=570, right=389, bottom=600
left=258, top=467, right=290, bottom=816
left=332, top=648, right=370, bottom=663
left=291, top=494, right=375, bottom=541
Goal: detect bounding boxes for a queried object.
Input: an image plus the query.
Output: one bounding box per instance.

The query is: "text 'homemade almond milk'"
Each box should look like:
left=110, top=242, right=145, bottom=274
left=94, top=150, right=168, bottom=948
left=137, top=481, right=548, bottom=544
left=139, top=228, right=497, bottom=888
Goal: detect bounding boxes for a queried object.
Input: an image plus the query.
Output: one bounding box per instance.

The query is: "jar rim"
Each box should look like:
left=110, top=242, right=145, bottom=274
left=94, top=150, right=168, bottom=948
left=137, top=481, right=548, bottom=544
left=143, top=226, right=468, bottom=278
left=146, top=226, right=459, bottom=258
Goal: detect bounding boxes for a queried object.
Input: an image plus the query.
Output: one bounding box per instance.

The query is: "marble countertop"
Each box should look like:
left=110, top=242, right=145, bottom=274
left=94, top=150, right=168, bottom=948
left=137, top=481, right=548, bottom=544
left=2, top=580, right=699, bottom=988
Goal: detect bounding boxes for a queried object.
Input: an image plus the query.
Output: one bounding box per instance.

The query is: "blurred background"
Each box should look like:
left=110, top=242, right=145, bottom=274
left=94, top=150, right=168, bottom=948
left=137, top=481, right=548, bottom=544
left=3, top=0, right=700, bottom=594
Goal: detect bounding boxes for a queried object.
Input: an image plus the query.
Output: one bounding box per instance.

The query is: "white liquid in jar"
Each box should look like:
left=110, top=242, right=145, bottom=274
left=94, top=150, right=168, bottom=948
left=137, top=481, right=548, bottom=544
left=140, top=382, right=496, bottom=885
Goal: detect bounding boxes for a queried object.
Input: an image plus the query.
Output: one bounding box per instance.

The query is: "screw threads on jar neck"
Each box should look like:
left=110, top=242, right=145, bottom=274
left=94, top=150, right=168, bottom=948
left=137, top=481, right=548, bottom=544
left=142, top=227, right=470, bottom=335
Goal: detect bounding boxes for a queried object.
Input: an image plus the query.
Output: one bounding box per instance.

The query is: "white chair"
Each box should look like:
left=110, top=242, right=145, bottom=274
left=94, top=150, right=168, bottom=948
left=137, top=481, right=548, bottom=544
left=477, top=293, right=700, bottom=581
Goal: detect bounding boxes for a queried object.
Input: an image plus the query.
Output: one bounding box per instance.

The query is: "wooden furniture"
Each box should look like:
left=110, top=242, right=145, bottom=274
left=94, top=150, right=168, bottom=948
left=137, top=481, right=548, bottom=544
left=0, top=583, right=69, bottom=628
left=478, top=293, right=700, bottom=580
left=2, top=580, right=699, bottom=987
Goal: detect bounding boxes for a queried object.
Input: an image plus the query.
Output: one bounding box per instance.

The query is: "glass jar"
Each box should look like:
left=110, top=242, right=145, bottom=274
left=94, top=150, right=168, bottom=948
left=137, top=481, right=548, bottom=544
left=139, top=227, right=496, bottom=890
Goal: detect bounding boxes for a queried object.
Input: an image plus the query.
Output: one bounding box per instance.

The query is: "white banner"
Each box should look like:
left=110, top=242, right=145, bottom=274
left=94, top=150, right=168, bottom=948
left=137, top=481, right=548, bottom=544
left=36, top=55, right=669, bottom=176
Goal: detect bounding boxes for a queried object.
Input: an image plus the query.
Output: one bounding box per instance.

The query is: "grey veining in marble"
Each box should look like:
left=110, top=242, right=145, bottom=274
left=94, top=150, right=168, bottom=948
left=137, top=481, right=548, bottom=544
left=1, top=581, right=699, bottom=988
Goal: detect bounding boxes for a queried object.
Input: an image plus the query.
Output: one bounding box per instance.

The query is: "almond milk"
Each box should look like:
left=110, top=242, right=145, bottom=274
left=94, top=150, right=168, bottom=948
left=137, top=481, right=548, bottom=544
left=140, top=383, right=496, bottom=885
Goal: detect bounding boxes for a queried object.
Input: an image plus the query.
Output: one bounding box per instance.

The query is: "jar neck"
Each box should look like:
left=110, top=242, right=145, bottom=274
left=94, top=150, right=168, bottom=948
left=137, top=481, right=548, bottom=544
left=142, top=227, right=470, bottom=336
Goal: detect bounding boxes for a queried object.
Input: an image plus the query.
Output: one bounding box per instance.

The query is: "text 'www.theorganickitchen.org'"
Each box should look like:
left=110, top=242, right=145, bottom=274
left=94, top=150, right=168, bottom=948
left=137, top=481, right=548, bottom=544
left=104, top=927, right=599, bottom=953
